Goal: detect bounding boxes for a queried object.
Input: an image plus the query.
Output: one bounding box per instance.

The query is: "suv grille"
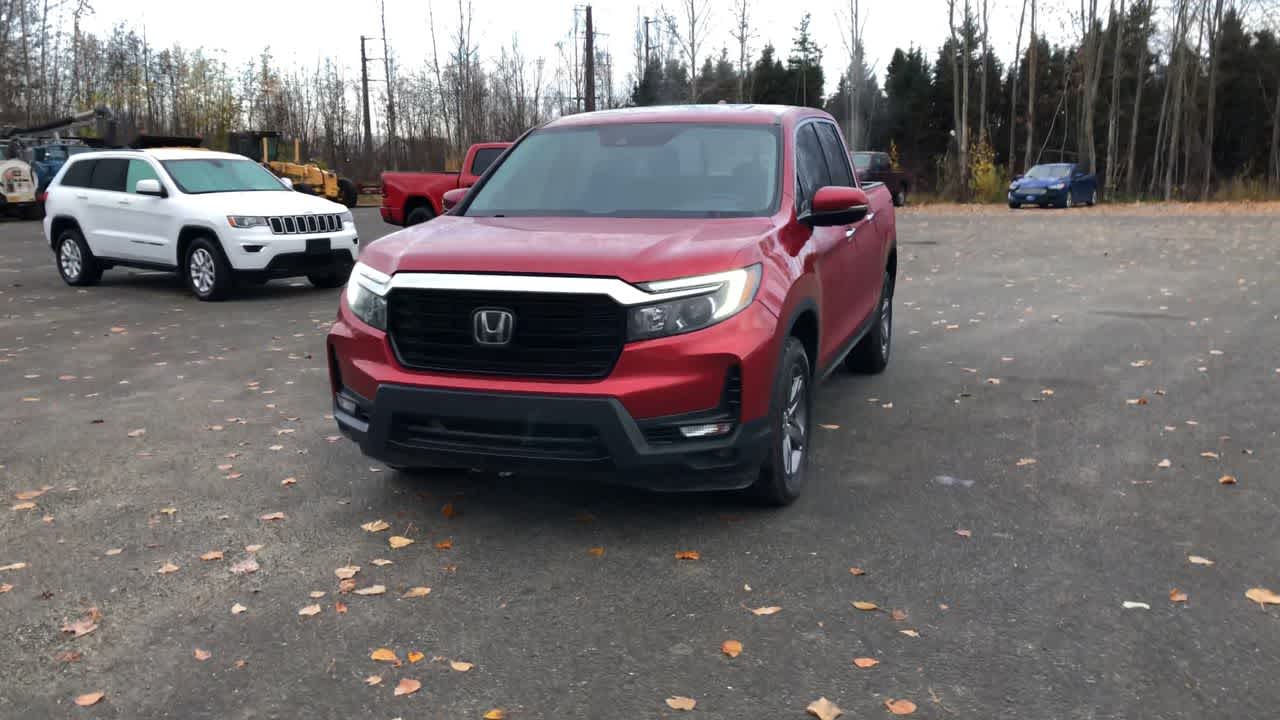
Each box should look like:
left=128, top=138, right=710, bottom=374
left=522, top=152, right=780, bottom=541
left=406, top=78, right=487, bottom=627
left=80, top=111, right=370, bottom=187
left=268, top=214, right=343, bottom=235
left=387, top=289, right=625, bottom=378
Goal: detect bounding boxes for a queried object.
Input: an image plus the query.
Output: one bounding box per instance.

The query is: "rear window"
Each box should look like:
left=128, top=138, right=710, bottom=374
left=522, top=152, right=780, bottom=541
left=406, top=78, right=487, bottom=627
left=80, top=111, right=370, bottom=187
left=469, top=147, right=503, bottom=176
left=60, top=159, right=95, bottom=188
left=465, top=123, right=780, bottom=218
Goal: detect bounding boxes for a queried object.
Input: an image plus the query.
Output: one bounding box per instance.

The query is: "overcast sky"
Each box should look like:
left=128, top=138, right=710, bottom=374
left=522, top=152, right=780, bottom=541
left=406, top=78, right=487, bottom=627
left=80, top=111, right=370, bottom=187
left=83, top=0, right=1076, bottom=98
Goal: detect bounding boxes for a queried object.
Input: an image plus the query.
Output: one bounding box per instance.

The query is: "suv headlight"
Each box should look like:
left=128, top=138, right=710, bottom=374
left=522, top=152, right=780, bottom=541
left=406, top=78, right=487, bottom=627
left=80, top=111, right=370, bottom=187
left=345, top=262, right=389, bottom=330
left=227, top=215, right=269, bottom=229
left=627, top=265, right=761, bottom=342
left=340, top=210, right=354, bottom=225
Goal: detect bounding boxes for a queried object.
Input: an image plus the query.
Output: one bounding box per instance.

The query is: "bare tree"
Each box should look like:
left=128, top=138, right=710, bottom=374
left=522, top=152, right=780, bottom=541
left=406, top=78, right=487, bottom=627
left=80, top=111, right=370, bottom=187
left=380, top=0, right=399, bottom=169
left=665, top=0, right=712, bottom=101
left=948, top=0, right=971, bottom=193
left=728, top=0, right=754, bottom=102
left=1024, top=0, right=1038, bottom=169
left=1009, top=0, right=1028, bottom=175
left=839, top=0, right=868, bottom=149
left=1078, top=0, right=1106, bottom=174
left=979, top=0, right=989, bottom=142
left=1125, top=0, right=1150, bottom=195
left=1104, top=0, right=1125, bottom=195
left=427, top=0, right=452, bottom=151
left=1200, top=0, right=1226, bottom=198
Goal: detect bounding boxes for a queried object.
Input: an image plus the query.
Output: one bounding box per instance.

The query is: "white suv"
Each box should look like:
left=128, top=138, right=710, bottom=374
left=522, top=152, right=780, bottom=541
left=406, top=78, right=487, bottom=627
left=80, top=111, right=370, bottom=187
left=43, top=148, right=359, bottom=300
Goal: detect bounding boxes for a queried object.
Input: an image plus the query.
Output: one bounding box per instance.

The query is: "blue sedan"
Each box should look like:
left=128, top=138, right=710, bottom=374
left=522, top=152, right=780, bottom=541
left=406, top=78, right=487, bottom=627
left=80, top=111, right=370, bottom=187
left=1008, top=163, right=1098, bottom=209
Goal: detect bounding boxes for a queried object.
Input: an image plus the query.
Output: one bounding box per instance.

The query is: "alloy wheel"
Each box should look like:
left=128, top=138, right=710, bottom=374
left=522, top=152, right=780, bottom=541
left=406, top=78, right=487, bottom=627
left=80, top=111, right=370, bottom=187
left=59, top=238, right=82, bottom=281
left=781, top=369, right=807, bottom=480
left=879, top=296, right=892, bottom=359
left=189, top=248, right=216, bottom=295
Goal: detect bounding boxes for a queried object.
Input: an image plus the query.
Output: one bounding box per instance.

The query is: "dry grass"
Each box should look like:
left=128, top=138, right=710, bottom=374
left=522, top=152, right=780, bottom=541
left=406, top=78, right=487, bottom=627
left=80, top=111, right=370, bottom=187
left=901, top=199, right=1280, bottom=216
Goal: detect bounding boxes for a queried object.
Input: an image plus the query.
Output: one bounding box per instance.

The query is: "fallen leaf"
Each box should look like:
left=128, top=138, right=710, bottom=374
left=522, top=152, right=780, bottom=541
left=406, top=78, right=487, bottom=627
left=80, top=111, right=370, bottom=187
left=371, top=648, right=400, bottom=664
left=806, top=696, right=843, bottom=720
left=11, top=502, right=36, bottom=511
left=402, top=586, right=432, bottom=598
left=338, top=579, right=357, bottom=593
left=1040, top=388, right=1055, bottom=396
left=0, top=583, right=11, bottom=593
left=309, top=591, right=326, bottom=599
left=434, top=539, right=453, bottom=550
left=14, top=488, right=49, bottom=501
left=819, top=423, right=840, bottom=430
left=159, top=507, right=177, bottom=516
left=127, top=428, right=146, bottom=438
left=200, top=550, right=224, bottom=561
left=1157, top=459, right=1172, bottom=468
left=74, top=691, right=105, bottom=707
left=334, top=565, right=360, bottom=580
left=1188, top=555, right=1215, bottom=566
left=245, top=544, right=263, bottom=553
left=1016, top=457, right=1037, bottom=467
left=853, top=657, right=879, bottom=668
left=721, top=640, right=743, bottom=658
left=885, top=698, right=917, bottom=715
left=394, top=678, right=421, bottom=696
left=849, top=567, right=866, bottom=576
left=61, top=617, right=98, bottom=637
left=364, top=675, right=383, bottom=686
left=1130, top=359, right=1151, bottom=367
left=890, top=609, right=908, bottom=621
left=158, top=562, right=180, bottom=575
left=1219, top=475, right=1237, bottom=485
left=675, top=550, right=701, bottom=561
left=450, top=660, right=474, bottom=672
left=55, top=650, right=82, bottom=663
left=388, top=536, right=414, bottom=549
left=575, top=511, right=596, bottom=524
left=1209, top=349, right=1224, bottom=355
left=104, top=548, right=123, bottom=556
left=259, top=511, right=285, bottom=521
left=852, top=601, right=879, bottom=611
left=217, top=464, right=234, bottom=472
left=281, top=477, right=297, bottom=486
left=371, top=558, right=393, bottom=566
left=1126, top=397, right=1149, bottom=405
left=193, top=648, right=211, bottom=661
left=666, top=696, right=697, bottom=711
left=1246, top=587, right=1280, bottom=606
left=484, top=710, right=507, bottom=720
left=230, top=558, right=259, bottom=575
left=408, top=650, right=425, bottom=664
left=0, top=562, right=28, bottom=571
left=1200, top=451, right=1219, bottom=459
left=298, top=604, right=321, bottom=617
left=587, top=546, right=605, bottom=557
left=749, top=606, right=782, bottom=616
left=441, top=502, right=457, bottom=519
left=1170, top=588, right=1188, bottom=603
left=955, top=528, right=972, bottom=538
left=354, top=584, right=386, bottom=596
left=335, top=601, right=348, bottom=614
left=899, top=629, right=920, bottom=638
left=231, top=603, right=247, bottom=615
left=268, top=444, right=284, bottom=451
left=1122, top=601, right=1150, bottom=609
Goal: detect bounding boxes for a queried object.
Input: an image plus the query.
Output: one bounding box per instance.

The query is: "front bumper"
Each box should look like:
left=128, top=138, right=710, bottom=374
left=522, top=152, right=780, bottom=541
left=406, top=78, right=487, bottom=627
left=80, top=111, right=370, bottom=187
left=332, top=384, right=771, bottom=491
left=1009, top=188, right=1063, bottom=204
left=226, top=227, right=360, bottom=271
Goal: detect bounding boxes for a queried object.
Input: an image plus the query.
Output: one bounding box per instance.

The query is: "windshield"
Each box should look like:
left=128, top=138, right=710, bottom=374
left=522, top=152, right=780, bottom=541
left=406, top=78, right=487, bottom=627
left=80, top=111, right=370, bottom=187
left=1024, top=163, right=1073, bottom=180
left=852, top=153, right=872, bottom=170
left=465, top=123, right=780, bottom=218
left=160, top=158, right=287, bottom=194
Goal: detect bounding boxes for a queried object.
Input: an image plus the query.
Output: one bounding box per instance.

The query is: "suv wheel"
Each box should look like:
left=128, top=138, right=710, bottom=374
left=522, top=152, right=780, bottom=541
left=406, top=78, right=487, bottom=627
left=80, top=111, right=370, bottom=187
left=893, top=187, right=907, bottom=207
left=308, top=270, right=349, bottom=289
left=185, top=237, right=232, bottom=301
left=56, top=228, right=102, bottom=286
left=845, top=271, right=893, bottom=374
left=750, top=337, right=812, bottom=506
left=406, top=205, right=433, bottom=226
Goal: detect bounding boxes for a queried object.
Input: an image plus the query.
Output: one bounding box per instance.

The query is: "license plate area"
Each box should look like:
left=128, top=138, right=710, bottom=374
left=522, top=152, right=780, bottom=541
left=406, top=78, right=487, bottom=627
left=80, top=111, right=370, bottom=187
left=306, top=238, right=329, bottom=254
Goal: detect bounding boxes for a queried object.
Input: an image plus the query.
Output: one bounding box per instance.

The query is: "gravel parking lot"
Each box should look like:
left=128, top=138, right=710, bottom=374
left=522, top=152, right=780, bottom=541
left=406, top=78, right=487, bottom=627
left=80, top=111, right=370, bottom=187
left=2, top=204, right=1279, bottom=718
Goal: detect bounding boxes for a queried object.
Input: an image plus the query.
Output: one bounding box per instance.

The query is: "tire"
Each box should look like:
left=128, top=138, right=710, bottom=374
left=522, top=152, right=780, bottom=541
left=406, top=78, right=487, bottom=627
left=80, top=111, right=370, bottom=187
left=749, top=336, right=813, bottom=506
left=845, top=271, right=893, bottom=374
left=1008, top=201, right=1021, bottom=209
left=406, top=204, right=433, bottom=226
left=1062, top=191, right=1073, bottom=209
left=1086, top=188, right=1097, bottom=206
left=184, top=236, right=233, bottom=301
left=893, top=186, right=907, bottom=207
left=338, top=178, right=359, bottom=208
left=307, top=269, right=350, bottom=289
left=55, top=227, right=102, bottom=286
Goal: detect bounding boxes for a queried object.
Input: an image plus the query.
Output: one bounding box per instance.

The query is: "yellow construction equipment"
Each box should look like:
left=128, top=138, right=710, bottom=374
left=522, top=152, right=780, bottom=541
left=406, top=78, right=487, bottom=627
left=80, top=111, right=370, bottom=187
left=227, top=131, right=358, bottom=207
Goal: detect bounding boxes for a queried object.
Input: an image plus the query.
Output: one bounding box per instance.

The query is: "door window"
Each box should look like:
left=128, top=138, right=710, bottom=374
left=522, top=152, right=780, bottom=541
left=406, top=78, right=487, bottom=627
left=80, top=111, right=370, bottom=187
left=88, top=158, right=128, bottom=193
left=126, top=160, right=161, bottom=194
left=794, top=124, right=831, bottom=213
left=814, top=123, right=854, bottom=188
left=60, top=159, right=96, bottom=188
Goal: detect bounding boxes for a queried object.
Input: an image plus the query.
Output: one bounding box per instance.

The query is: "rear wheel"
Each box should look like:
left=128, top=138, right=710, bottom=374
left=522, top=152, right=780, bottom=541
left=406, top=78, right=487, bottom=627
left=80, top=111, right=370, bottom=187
left=893, top=186, right=907, bottom=207
left=56, top=228, right=102, bottom=286
left=845, top=271, right=893, bottom=374
left=184, top=237, right=233, bottom=301
left=338, top=178, right=359, bottom=208
left=406, top=204, right=433, bottom=226
left=749, top=337, right=812, bottom=506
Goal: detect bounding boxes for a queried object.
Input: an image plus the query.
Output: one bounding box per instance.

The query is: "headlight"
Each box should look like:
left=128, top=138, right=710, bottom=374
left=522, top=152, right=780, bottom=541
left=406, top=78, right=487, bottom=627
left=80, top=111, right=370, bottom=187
left=340, top=210, right=354, bottom=225
left=345, top=262, right=389, bottom=330
left=1049, top=182, right=1065, bottom=190
left=1008, top=182, right=1018, bottom=190
left=227, top=215, right=269, bottom=229
left=627, top=265, right=761, bottom=342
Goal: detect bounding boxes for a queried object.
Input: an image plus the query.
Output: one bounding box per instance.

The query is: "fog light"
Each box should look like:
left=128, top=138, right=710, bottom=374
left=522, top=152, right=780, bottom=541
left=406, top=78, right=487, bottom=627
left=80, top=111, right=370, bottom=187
left=679, top=422, right=733, bottom=439
left=336, top=393, right=357, bottom=415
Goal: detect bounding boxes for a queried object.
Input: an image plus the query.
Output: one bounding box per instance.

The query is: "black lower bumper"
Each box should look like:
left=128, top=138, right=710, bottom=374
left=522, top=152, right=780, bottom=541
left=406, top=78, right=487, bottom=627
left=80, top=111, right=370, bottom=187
left=333, top=385, right=771, bottom=492
left=240, top=250, right=355, bottom=281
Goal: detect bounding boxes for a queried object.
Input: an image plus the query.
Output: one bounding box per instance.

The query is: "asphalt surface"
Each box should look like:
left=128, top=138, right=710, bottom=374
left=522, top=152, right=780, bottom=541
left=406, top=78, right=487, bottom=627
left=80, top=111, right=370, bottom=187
left=2, top=205, right=1279, bottom=718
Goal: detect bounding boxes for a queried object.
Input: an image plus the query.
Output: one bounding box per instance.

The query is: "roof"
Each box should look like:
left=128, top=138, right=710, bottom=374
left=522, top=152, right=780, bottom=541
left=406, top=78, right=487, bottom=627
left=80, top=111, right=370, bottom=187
left=544, top=104, right=828, bottom=129
left=72, top=147, right=239, bottom=161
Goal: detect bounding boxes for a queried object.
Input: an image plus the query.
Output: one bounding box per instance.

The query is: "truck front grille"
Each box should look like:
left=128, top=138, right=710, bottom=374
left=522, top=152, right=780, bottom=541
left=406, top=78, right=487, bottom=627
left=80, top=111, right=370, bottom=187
left=268, top=214, right=343, bottom=235
left=387, top=289, right=626, bottom=379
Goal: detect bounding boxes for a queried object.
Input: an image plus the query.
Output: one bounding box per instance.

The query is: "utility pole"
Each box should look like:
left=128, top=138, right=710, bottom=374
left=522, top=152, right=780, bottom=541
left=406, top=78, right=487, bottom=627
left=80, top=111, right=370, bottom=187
left=381, top=1, right=398, bottom=170
left=584, top=5, right=596, bottom=111
left=643, top=16, right=655, bottom=65
left=360, top=36, right=374, bottom=161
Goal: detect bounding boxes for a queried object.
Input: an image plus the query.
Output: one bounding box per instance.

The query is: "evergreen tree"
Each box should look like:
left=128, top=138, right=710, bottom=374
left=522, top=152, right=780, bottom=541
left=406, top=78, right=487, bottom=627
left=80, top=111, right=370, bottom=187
left=785, top=13, right=824, bottom=108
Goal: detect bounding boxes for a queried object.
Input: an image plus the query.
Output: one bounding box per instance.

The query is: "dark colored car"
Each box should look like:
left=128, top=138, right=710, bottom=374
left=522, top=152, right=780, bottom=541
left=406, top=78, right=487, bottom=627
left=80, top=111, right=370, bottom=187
left=1008, top=163, right=1098, bottom=208
left=328, top=105, right=899, bottom=505
left=851, top=151, right=910, bottom=207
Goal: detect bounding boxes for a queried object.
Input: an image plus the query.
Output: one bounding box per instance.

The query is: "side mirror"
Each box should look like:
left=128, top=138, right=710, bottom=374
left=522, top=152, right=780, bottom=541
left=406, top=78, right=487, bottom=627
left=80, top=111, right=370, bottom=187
left=135, top=178, right=165, bottom=197
left=280, top=177, right=294, bottom=190
left=801, top=186, right=869, bottom=227
left=441, top=187, right=468, bottom=212
left=1013, top=174, right=1023, bottom=181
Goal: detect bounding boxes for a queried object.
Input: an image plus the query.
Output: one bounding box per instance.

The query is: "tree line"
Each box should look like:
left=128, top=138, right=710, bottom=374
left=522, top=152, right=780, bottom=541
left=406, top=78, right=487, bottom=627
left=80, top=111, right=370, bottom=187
left=2, top=0, right=1277, bottom=199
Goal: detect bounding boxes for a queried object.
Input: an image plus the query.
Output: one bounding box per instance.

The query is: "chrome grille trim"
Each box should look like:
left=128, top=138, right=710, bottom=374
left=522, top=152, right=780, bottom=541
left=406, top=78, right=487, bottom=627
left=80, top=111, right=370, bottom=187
left=265, top=214, right=342, bottom=235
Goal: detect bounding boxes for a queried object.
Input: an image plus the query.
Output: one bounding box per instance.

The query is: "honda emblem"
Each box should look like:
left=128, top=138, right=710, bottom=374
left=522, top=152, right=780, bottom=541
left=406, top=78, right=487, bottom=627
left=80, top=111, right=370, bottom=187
left=472, top=308, right=515, bottom=345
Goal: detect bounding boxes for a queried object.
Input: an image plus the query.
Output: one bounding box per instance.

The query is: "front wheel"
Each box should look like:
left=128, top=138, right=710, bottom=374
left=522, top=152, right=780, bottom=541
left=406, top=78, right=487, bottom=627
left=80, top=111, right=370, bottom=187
left=749, top=337, right=813, bottom=506
left=845, top=271, right=893, bottom=374
left=893, top=187, right=907, bottom=207
left=1008, top=201, right=1021, bottom=209
left=307, top=270, right=349, bottom=289
left=184, top=237, right=233, bottom=301
left=56, top=229, right=102, bottom=286
left=1086, top=189, right=1097, bottom=206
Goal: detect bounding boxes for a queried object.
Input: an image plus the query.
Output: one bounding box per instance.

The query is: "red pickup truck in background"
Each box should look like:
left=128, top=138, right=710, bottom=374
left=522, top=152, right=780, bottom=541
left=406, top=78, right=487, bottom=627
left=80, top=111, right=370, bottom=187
left=380, top=142, right=511, bottom=226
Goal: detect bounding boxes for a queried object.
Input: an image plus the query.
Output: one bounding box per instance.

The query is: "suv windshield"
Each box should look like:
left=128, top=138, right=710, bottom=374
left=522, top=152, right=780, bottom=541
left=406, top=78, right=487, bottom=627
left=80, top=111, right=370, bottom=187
left=1024, top=163, right=1073, bottom=180
left=465, top=123, right=780, bottom=218
left=160, top=158, right=287, bottom=194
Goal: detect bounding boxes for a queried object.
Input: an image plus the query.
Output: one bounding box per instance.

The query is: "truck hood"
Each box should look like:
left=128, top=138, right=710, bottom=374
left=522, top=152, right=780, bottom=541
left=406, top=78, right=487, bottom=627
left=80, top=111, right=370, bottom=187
left=360, top=216, right=775, bottom=283
left=181, top=190, right=347, bottom=216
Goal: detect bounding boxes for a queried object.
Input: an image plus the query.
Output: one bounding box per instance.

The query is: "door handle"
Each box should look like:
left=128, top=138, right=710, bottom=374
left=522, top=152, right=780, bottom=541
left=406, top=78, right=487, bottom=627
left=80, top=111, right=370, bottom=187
left=117, top=199, right=131, bottom=206
left=75, top=194, right=88, bottom=200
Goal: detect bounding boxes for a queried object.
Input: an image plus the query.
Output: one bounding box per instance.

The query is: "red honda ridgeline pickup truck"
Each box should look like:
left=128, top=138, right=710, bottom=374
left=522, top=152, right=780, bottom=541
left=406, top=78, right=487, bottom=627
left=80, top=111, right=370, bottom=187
left=380, top=142, right=511, bottom=226
left=329, top=105, right=897, bottom=504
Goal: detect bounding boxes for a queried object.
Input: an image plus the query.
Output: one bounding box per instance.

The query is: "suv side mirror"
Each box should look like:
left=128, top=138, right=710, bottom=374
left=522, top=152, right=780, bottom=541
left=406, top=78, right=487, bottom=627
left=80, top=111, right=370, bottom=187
left=442, top=187, right=468, bottom=212
left=135, top=178, right=166, bottom=197
left=801, top=186, right=869, bottom=227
